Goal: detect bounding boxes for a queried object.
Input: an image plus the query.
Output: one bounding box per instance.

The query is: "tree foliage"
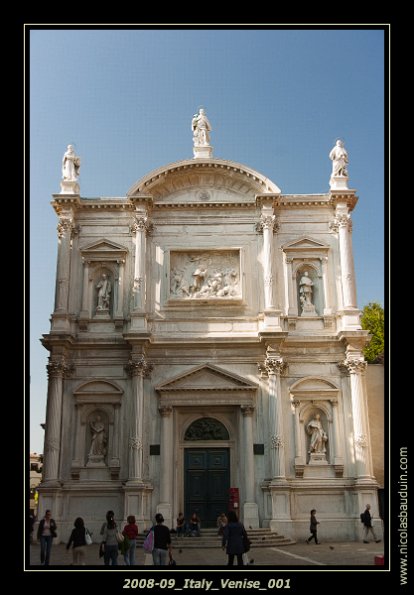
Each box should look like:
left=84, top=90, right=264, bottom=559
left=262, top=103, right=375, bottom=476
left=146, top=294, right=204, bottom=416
left=361, top=302, right=384, bottom=363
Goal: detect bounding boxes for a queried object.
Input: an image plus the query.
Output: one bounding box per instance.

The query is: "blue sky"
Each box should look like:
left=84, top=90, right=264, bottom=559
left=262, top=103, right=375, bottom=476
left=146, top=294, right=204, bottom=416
left=30, top=28, right=384, bottom=453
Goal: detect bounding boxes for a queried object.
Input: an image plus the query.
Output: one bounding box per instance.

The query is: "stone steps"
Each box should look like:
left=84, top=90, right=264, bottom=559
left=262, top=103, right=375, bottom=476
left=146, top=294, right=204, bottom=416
left=136, top=528, right=295, bottom=548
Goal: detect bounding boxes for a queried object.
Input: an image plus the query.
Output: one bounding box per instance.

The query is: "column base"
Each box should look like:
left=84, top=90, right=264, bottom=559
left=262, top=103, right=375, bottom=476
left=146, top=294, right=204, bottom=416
left=243, top=502, right=259, bottom=528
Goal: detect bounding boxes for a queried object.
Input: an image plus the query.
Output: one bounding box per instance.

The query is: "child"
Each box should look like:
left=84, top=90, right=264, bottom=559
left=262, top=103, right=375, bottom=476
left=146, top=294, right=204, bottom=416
left=306, top=509, right=319, bottom=544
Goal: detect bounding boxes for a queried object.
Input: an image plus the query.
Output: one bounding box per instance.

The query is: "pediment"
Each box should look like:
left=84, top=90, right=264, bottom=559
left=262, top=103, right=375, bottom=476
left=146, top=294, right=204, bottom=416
left=156, top=364, right=257, bottom=392
left=290, top=376, right=338, bottom=392
left=81, top=239, right=128, bottom=253
left=74, top=380, right=123, bottom=395
left=283, top=236, right=329, bottom=251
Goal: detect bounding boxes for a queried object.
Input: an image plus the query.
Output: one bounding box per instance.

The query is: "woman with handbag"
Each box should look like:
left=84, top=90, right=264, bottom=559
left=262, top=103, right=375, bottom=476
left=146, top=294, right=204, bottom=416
left=100, top=511, right=119, bottom=566
left=221, top=510, right=246, bottom=567
left=66, top=517, right=88, bottom=565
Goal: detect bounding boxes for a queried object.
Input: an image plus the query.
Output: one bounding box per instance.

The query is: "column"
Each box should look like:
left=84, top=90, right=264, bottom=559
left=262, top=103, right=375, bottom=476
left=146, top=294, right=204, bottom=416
left=132, top=215, right=151, bottom=311
left=125, top=357, right=153, bottom=483
left=265, top=352, right=287, bottom=481
left=158, top=406, right=173, bottom=527
left=260, top=210, right=276, bottom=310
left=116, top=259, right=125, bottom=318
left=241, top=405, right=260, bottom=528
left=42, top=358, right=71, bottom=485
left=321, top=256, right=332, bottom=315
left=333, top=205, right=357, bottom=309
left=285, top=257, right=297, bottom=316
left=241, top=406, right=255, bottom=502
left=340, top=357, right=372, bottom=478
left=80, top=259, right=90, bottom=315
left=54, top=214, right=73, bottom=312
left=331, top=400, right=343, bottom=462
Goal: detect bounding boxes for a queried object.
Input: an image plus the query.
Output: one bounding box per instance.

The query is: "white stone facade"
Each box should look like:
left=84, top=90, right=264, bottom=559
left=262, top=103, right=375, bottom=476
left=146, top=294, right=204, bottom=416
left=39, top=156, right=381, bottom=543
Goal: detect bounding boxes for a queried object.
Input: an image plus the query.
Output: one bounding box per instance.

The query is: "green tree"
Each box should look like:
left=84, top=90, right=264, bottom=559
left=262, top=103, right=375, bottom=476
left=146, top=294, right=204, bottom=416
left=361, top=302, right=384, bottom=363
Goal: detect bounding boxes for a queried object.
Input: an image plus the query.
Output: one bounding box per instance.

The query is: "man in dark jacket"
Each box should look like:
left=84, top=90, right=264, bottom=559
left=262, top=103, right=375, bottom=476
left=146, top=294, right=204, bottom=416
left=37, top=510, right=57, bottom=565
left=361, top=504, right=381, bottom=543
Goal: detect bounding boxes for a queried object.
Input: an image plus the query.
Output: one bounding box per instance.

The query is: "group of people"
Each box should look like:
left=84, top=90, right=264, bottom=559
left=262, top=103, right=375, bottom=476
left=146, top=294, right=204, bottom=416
left=33, top=502, right=381, bottom=566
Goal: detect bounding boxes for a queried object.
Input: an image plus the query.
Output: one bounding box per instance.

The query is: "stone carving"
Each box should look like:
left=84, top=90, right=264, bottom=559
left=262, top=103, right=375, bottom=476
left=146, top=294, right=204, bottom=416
left=184, top=418, right=229, bottom=441
left=89, top=416, right=107, bottom=456
left=329, top=140, right=348, bottom=178
left=192, top=108, right=212, bottom=147
left=355, top=434, right=368, bottom=449
left=271, top=435, right=283, bottom=449
left=329, top=214, right=352, bottom=233
left=125, top=356, right=153, bottom=378
left=307, top=414, right=328, bottom=454
left=170, top=251, right=241, bottom=300
left=62, top=145, right=81, bottom=181
left=338, top=357, right=367, bottom=375
left=299, top=271, right=317, bottom=316
left=96, top=274, right=111, bottom=311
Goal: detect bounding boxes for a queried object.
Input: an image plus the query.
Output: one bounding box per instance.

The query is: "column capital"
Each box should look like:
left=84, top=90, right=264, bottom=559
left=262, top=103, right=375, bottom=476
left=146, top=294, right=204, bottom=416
left=264, top=355, right=287, bottom=376
left=256, top=214, right=279, bottom=234
left=125, top=356, right=153, bottom=378
left=241, top=405, right=255, bottom=417
left=130, top=215, right=154, bottom=236
left=329, top=213, right=352, bottom=233
left=338, top=356, right=367, bottom=375
left=47, top=358, right=74, bottom=378
left=159, top=406, right=173, bottom=417
left=57, top=216, right=74, bottom=238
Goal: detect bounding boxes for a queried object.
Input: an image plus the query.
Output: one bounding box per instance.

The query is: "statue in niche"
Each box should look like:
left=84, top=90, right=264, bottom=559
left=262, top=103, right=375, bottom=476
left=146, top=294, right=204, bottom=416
left=307, top=414, right=328, bottom=454
left=62, top=144, right=81, bottom=181
left=96, top=273, right=111, bottom=311
left=329, top=140, right=349, bottom=178
left=89, top=415, right=107, bottom=456
left=191, top=108, right=212, bottom=146
left=299, top=271, right=316, bottom=316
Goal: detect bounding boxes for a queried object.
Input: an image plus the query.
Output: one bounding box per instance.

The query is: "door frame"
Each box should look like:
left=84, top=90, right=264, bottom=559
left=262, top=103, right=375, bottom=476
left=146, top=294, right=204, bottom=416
left=174, top=408, right=238, bottom=524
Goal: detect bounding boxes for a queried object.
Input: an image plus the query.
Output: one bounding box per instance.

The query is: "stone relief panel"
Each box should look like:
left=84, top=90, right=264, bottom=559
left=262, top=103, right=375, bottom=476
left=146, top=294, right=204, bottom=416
left=170, top=250, right=241, bottom=300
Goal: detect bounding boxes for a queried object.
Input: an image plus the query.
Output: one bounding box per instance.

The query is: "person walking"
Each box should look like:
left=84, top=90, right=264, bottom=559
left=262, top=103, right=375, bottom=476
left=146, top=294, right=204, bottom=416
left=222, top=510, right=245, bottom=566
left=306, top=509, right=319, bottom=544
left=361, top=504, right=381, bottom=543
left=122, top=515, right=139, bottom=566
left=152, top=513, right=173, bottom=566
left=37, top=510, right=57, bottom=566
left=66, top=517, right=88, bottom=565
left=100, top=510, right=119, bottom=566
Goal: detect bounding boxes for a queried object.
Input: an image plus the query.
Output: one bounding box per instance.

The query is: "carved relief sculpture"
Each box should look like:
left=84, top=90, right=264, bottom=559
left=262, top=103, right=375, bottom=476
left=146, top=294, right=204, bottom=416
left=170, top=251, right=241, bottom=300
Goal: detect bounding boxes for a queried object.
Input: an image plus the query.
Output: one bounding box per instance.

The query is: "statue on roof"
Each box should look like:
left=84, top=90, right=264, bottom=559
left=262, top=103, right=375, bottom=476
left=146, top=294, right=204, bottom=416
left=192, top=108, right=212, bottom=147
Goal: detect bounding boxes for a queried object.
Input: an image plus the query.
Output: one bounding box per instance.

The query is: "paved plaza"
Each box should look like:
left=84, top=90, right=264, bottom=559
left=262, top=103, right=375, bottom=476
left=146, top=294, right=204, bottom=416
left=29, top=540, right=384, bottom=568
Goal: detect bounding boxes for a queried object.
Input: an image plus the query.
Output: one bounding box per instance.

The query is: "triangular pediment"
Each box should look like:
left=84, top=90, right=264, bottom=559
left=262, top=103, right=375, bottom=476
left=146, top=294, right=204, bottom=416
left=156, top=364, right=257, bottom=392
left=81, top=239, right=127, bottom=253
left=283, top=236, right=328, bottom=250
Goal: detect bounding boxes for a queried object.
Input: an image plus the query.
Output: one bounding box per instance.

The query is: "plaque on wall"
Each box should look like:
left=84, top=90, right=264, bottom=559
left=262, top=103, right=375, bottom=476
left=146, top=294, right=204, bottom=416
left=169, top=250, right=241, bottom=300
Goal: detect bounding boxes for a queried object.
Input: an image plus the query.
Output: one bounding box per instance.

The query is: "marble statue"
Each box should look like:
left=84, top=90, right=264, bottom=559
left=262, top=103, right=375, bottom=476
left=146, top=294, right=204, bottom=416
left=89, top=416, right=107, bottom=456
left=192, top=108, right=212, bottom=146
left=329, top=140, right=348, bottom=178
left=62, top=144, right=81, bottom=181
left=307, top=414, right=328, bottom=453
left=96, top=274, right=111, bottom=311
left=299, top=272, right=314, bottom=306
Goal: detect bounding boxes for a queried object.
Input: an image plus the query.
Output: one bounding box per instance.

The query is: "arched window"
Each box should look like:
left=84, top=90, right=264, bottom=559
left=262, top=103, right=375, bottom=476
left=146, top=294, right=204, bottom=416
left=184, top=418, right=229, bottom=441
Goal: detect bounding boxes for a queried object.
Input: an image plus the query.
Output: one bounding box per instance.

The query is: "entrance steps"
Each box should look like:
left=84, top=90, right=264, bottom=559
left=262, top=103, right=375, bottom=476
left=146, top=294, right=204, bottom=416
left=137, top=528, right=295, bottom=548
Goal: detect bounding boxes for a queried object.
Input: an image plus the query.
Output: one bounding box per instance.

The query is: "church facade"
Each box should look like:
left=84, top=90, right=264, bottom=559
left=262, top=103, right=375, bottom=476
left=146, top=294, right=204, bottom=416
left=38, top=114, right=381, bottom=541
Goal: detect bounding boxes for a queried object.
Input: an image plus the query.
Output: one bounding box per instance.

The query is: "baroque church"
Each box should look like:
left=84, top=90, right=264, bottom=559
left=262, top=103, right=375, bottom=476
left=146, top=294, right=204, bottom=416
left=38, top=110, right=380, bottom=541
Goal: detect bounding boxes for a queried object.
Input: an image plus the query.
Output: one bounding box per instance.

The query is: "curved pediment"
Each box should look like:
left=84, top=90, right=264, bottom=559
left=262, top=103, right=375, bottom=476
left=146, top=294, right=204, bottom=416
left=290, top=376, right=338, bottom=391
left=127, top=159, right=281, bottom=200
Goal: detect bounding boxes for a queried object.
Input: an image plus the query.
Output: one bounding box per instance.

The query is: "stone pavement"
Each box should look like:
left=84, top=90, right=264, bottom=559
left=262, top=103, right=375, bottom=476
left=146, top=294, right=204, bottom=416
left=29, top=540, right=384, bottom=567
